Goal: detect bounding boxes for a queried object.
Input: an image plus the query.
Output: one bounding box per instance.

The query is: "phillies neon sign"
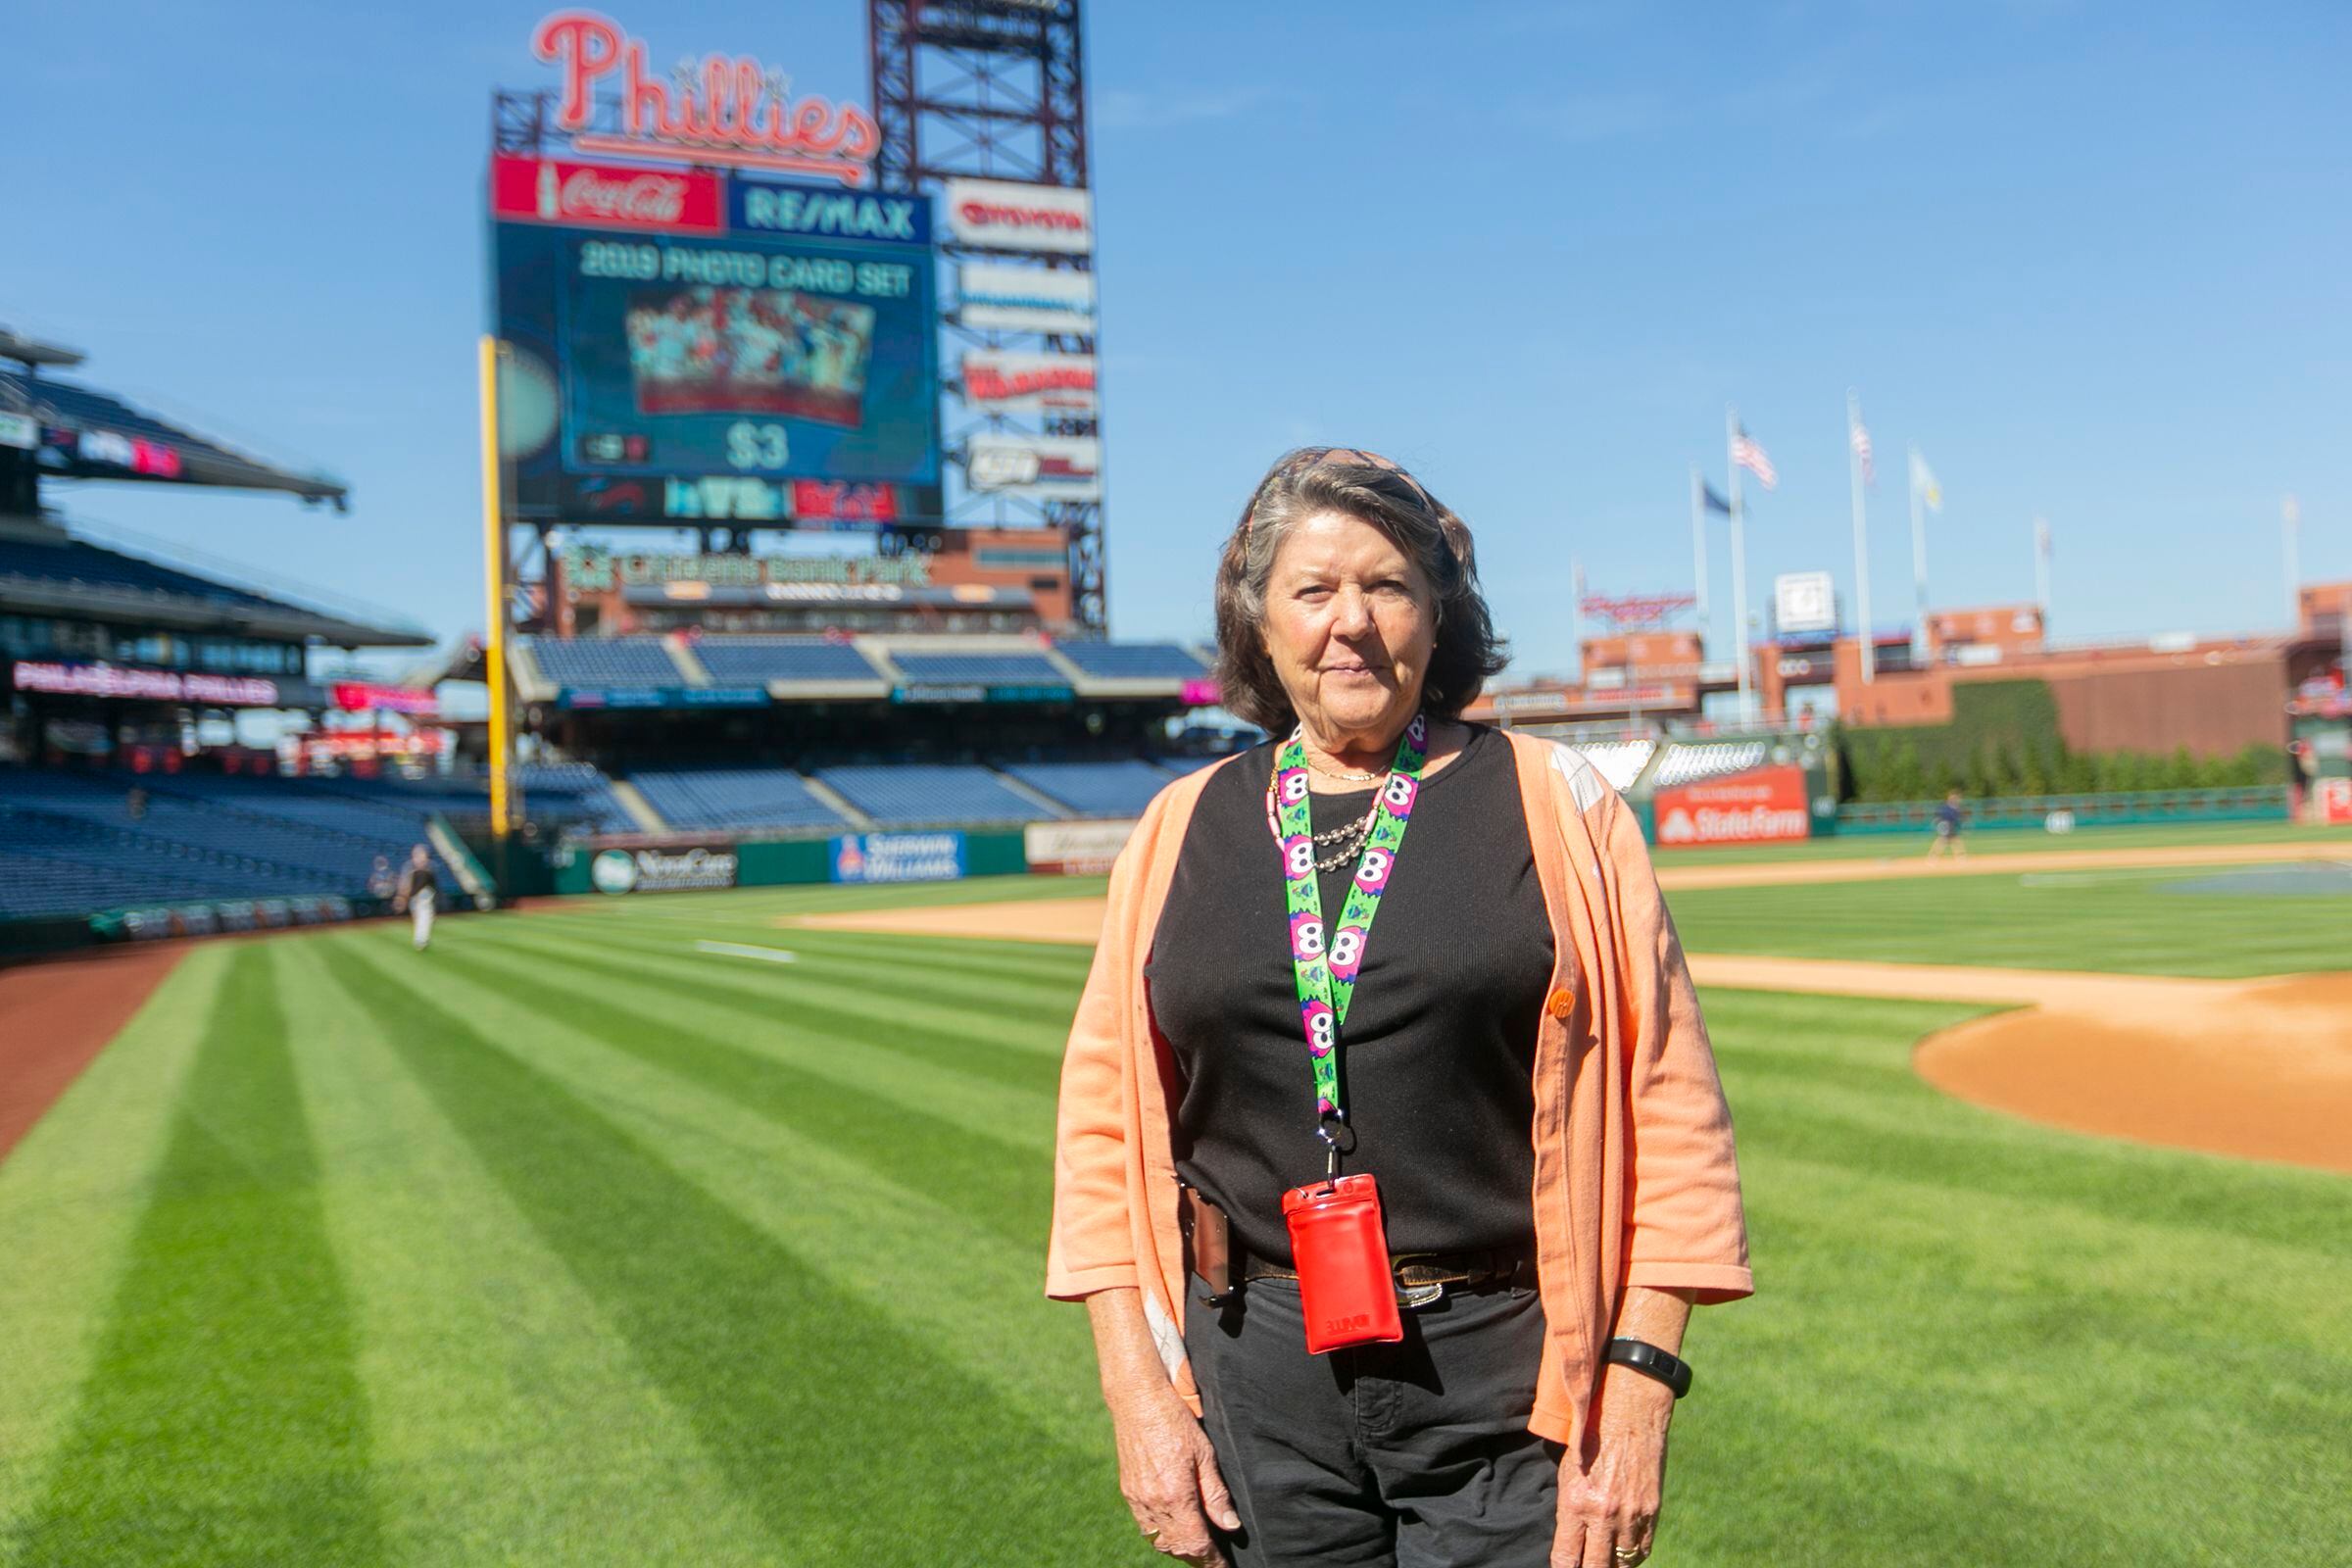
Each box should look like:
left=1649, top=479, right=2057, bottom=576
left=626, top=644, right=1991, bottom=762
left=531, top=11, right=880, bottom=185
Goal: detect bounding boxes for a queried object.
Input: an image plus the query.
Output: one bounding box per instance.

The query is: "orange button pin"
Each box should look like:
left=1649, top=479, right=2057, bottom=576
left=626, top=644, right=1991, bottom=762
left=1545, top=986, right=1576, bottom=1021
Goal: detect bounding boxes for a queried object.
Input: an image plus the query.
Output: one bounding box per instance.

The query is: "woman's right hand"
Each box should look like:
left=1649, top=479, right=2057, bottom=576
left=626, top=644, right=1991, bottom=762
left=1105, top=1383, right=1241, bottom=1566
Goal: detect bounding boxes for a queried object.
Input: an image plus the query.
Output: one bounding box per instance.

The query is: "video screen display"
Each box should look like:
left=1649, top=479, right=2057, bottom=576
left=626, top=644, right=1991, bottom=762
left=624, top=287, right=875, bottom=424
left=491, top=167, right=941, bottom=520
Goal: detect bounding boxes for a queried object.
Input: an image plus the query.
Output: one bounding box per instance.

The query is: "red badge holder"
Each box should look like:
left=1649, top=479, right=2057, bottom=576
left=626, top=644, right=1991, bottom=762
left=1283, top=1172, right=1403, bottom=1353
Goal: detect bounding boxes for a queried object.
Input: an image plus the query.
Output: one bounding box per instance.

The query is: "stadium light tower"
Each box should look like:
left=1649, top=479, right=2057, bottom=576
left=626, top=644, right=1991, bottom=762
left=869, top=0, right=1107, bottom=636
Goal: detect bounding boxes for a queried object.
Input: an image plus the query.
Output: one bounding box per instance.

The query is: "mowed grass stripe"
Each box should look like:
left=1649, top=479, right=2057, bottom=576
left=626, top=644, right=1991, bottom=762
left=467, top=921, right=1067, bottom=1093
left=272, top=939, right=779, bottom=1567
left=1700, top=988, right=2352, bottom=1261
left=377, top=934, right=1126, bottom=1463
left=317, top=934, right=1114, bottom=1566
left=522, top=908, right=1097, bottom=990
left=486, top=921, right=1091, bottom=1053
left=0, top=949, right=225, bottom=1553
left=1667, top=873, right=2352, bottom=977
left=13, top=947, right=380, bottom=1568
left=454, top=928, right=1054, bottom=1155
left=1684, top=989, right=2352, bottom=1563
left=422, top=938, right=1054, bottom=1247
left=486, top=915, right=1090, bottom=1044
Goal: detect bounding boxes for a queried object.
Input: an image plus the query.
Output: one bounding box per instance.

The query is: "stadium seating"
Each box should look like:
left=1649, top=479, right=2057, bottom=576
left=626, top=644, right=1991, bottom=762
left=1001, top=760, right=1175, bottom=817
left=1571, top=739, right=1657, bottom=793
left=688, top=638, right=884, bottom=684
left=1649, top=741, right=1769, bottom=790
left=526, top=638, right=680, bottom=688
left=0, top=770, right=456, bottom=919
left=889, top=652, right=1065, bottom=685
left=628, top=767, right=851, bottom=832
left=1054, top=642, right=1210, bottom=679
left=0, top=535, right=282, bottom=610
left=814, top=763, right=1043, bottom=826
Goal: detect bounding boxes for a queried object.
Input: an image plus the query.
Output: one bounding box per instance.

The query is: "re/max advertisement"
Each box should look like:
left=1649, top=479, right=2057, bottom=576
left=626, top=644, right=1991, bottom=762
left=492, top=159, right=941, bottom=517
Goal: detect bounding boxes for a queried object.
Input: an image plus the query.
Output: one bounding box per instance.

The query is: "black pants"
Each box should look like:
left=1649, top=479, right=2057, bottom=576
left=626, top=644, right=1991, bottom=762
left=1183, top=1277, right=1561, bottom=1567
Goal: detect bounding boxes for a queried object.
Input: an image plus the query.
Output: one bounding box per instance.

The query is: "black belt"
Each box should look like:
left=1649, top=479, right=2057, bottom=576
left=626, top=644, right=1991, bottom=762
left=1239, top=1244, right=1537, bottom=1295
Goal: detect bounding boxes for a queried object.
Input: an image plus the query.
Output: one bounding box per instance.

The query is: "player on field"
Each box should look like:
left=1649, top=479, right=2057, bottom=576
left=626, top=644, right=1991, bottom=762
left=393, top=844, right=438, bottom=950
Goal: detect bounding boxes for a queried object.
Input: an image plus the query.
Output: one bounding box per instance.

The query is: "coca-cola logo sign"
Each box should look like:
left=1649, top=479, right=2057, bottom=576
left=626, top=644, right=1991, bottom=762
left=562, top=168, right=684, bottom=222
left=491, top=155, right=722, bottom=232
left=529, top=11, right=879, bottom=186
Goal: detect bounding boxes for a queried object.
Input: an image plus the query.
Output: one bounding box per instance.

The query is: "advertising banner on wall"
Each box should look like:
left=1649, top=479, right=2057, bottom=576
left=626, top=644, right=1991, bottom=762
left=964, top=435, right=1102, bottom=503
left=0, top=412, right=38, bottom=452
left=2319, top=777, right=2352, bottom=827
left=590, top=844, right=741, bottom=894
left=943, top=177, right=1093, bottom=254
left=492, top=162, right=941, bottom=516
left=960, top=351, right=1098, bottom=414
left=830, top=832, right=967, bottom=883
left=1024, top=819, right=1136, bottom=876
left=1652, top=765, right=1811, bottom=848
left=957, top=263, right=1096, bottom=333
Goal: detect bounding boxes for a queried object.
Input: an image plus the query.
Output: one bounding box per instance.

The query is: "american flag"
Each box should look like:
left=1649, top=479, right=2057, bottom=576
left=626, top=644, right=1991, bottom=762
left=1732, top=426, right=1777, bottom=490
left=1849, top=409, right=1875, bottom=487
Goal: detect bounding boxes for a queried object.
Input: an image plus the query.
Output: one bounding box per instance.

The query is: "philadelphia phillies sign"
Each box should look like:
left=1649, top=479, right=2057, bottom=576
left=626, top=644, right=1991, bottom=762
left=530, top=11, right=880, bottom=185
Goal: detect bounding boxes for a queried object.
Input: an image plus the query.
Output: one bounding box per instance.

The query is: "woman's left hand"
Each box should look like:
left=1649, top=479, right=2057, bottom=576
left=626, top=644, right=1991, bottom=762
left=1550, top=1365, right=1675, bottom=1567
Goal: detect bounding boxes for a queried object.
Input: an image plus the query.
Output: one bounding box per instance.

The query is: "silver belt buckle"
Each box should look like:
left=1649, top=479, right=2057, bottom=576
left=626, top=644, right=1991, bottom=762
left=1397, top=1280, right=1446, bottom=1309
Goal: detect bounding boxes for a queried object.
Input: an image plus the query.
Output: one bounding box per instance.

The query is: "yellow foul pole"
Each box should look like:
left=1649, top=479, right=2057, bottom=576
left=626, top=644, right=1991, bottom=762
left=478, top=335, right=512, bottom=841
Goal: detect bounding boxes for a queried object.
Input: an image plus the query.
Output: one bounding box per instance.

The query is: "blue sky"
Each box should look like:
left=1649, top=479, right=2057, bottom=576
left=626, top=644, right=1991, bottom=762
left=7, top=0, right=2347, bottom=679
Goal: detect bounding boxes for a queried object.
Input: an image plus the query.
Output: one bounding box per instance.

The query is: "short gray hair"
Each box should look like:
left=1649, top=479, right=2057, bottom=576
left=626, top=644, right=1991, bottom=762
left=1211, top=448, right=1507, bottom=734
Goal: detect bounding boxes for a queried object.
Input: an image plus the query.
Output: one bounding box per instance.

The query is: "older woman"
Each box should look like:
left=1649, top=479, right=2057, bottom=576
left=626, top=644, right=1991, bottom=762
left=1048, top=449, right=1751, bottom=1568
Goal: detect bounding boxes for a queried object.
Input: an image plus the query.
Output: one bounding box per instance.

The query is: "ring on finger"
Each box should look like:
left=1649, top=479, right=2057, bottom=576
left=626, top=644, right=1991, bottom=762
left=1611, top=1548, right=1647, bottom=1565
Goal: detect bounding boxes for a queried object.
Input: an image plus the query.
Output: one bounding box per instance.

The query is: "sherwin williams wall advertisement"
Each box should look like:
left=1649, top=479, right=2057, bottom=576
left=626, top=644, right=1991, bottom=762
left=492, top=158, right=941, bottom=516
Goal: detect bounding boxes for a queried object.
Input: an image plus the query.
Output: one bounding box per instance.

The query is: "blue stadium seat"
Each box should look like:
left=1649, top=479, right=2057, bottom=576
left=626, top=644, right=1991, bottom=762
left=814, top=764, right=1043, bottom=826
left=1055, top=642, right=1210, bottom=679
left=524, top=638, right=680, bottom=688
left=890, top=652, right=1065, bottom=685
left=690, top=638, right=883, bottom=684
left=1001, top=760, right=1174, bottom=817
left=627, top=768, right=850, bottom=832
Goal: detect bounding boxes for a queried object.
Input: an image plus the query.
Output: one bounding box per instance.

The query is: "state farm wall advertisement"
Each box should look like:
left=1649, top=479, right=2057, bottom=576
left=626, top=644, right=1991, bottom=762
left=1651, top=765, right=1811, bottom=849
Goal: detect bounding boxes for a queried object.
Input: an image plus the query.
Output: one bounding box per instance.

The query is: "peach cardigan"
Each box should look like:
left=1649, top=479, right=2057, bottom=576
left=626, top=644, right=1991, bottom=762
left=1047, top=732, right=1752, bottom=1445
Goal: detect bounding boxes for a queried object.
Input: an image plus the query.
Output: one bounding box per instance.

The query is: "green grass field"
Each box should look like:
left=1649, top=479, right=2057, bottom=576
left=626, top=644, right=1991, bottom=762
left=2, top=865, right=2348, bottom=1565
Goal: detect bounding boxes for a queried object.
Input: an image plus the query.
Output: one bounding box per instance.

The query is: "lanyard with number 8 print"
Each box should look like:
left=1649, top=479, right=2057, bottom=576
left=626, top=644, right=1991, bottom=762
left=1263, top=712, right=1430, bottom=1158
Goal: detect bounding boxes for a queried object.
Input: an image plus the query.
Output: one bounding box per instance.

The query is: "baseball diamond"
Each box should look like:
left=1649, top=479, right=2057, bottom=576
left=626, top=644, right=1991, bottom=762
left=3, top=836, right=2348, bottom=1566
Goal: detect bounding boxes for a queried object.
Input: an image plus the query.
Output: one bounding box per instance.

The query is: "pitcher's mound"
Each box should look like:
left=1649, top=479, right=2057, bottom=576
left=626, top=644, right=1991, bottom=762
left=1915, top=972, right=2352, bottom=1174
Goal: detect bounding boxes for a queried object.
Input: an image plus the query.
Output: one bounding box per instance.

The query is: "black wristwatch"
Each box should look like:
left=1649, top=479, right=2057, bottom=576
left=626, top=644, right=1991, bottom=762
left=1605, top=1338, right=1693, bottom=1399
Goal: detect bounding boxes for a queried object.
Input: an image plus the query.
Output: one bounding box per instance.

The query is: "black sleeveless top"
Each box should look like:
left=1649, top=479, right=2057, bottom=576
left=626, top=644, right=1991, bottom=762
left=1145, top=725, right=1553, bottom=1266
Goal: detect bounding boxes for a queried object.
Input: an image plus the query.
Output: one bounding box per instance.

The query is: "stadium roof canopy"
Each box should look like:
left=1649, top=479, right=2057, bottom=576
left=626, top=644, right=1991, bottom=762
left=0, top=521, right=429, bottom=647
left=0, top=368, right=349, bottom=507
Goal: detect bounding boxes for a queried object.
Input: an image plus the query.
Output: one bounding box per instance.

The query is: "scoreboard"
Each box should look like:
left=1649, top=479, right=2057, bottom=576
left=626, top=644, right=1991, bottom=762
left=490, top=155, right=941, bottom=526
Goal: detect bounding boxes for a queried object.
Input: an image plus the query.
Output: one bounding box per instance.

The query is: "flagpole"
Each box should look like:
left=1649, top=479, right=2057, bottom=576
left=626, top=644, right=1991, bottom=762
left=1690, top=464, right=1710, bottom=654
left=1909, top=442, right=1929, bottom=663
left=2034, top=516, right=2051, bottom=629
left=1727, top=405, right=1750, bottom=721
left=2282, top=494, right=2300, bottom=625
left=1848, top=391, right=1874, bottom=684
left=1570, top=556, right=1585, bottom=686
